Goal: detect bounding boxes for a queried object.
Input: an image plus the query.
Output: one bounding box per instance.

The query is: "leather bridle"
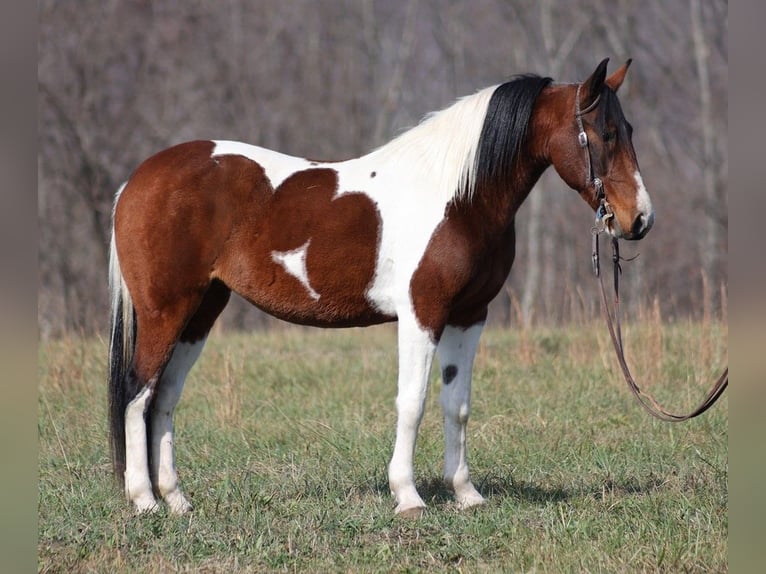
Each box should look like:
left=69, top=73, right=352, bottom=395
left=574, top=84, right=608, bottom=209
left=577, top=84, right=729, bottom=422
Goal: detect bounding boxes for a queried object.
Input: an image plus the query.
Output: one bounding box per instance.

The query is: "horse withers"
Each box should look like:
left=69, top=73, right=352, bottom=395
left=108, top=59, right=653, bottom=517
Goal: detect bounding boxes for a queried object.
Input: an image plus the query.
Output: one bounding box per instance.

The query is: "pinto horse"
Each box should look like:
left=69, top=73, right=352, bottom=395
left=108, top=58, right=653, bottom=517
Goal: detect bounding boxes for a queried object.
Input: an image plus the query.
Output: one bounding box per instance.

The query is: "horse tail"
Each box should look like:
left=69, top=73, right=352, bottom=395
left=108, top=182, right=134, bottom=487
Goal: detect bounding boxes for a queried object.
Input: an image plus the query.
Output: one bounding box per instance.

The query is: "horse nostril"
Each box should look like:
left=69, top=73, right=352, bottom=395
left=628, top=212, right=654, bottom=239
left=630, top=214, right=647, bottom=238
left=631, top=215, right=643, bottom=235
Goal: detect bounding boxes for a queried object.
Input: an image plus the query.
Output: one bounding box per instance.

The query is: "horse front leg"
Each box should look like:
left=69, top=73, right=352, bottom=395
left=388, top=315, right=438, bottom=517
left=437, top=323, right=486, bottom=509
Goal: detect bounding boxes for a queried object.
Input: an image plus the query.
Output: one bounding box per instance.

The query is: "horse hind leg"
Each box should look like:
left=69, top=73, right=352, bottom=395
left=149, top=280, right=230, bottom=514
left=123, top=328, right=187, bottom=514
left=123, top=375, right=159, bottom=513
left=148, top=339, right=205, bottom=514
left=436, top=323, right=486, bottom=510
left=122, top=294, right=216, bottom=514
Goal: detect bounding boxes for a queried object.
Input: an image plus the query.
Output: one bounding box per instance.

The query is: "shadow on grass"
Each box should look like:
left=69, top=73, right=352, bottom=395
left=366, top=474, right=573, bottom=506
left=367, top=471, right=671, bottom=507
left=360, top=472, right=672, bottom=506
left=477, top=474, right=571, bottom=504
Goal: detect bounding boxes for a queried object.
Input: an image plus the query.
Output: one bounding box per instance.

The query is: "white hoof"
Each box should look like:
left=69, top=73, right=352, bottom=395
left=164, top=490, right=193, bottom=515
left=391, top=485, right=426, bottom=518
left=132, top=494, right=159, bottom=514
left=456, top=489, right=486, bottom=510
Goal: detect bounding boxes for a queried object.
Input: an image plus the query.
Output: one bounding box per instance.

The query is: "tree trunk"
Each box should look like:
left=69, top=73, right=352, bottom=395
left=690, top=0, right=719, bottom=315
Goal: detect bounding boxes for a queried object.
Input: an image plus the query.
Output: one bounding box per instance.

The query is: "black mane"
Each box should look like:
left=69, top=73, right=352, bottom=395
left=470, top=74, right=553, bottom=197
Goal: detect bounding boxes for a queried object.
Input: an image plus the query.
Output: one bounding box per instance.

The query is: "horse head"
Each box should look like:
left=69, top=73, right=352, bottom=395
left=547, top=58, right=654, bottom=240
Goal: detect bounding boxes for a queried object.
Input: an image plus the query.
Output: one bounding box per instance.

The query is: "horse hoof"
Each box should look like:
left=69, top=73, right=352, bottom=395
left=457, top=497, right=486, bottom=511
left=456, top=491, right=486, bottom=510
left=396, top=505, right=426, bottom=519
left=165, top=491, right=194, bottom=515
left=133, top=500, right=160, bottom=515
left=169, top=501, right=193, bottom=515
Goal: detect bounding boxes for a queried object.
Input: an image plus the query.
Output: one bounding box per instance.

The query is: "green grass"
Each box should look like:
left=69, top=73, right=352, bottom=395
left=38, top=321, right=727, bottom=572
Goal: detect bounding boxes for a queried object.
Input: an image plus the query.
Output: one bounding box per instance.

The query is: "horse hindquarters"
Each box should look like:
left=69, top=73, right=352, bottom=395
left=109, top=152, right=233, bottom=512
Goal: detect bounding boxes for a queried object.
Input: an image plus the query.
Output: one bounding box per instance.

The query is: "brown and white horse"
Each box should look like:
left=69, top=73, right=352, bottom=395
left=108, top=59, right=653, bottom=517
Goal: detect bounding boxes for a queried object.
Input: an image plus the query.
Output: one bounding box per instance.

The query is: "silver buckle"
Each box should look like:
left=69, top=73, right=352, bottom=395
left=594, top=198, right=613, bottom=234
left=593, top=177, right=604, bottom=199
left=578, top=131, right=588, bottom=147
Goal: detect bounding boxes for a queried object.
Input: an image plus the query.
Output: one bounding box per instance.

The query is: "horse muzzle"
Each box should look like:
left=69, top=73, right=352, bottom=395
left=622, top=210, right=654, bottom=240
left=606, top=208, right=654, bottom=241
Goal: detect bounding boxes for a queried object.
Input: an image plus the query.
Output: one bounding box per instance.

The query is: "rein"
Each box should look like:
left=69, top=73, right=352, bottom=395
left=591, top=233, right=728, bottom=422
left=576, top=83, right=728, bottom=422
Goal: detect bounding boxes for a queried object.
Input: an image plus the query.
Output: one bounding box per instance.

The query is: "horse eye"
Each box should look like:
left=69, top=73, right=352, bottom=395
left=603, top=131, right=616, bottom=143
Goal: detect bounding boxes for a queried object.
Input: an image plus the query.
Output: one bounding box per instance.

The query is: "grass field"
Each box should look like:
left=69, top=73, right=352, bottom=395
left=38, top=320, right=727, bottom=573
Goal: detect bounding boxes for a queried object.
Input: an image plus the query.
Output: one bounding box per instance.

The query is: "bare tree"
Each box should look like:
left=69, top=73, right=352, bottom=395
left=690, top=0, right=724, bottom=315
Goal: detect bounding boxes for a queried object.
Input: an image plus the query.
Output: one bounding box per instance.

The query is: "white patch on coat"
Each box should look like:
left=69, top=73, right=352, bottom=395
left=634, top=171, right=653, bottom=218
left=271, top=241, right=321, bottom=300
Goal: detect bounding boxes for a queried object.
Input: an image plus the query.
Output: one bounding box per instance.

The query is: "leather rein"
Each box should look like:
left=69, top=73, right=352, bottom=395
left=575, top=84, right=728, bottom=422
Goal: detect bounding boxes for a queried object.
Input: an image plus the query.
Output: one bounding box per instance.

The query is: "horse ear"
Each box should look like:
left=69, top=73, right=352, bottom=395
left=580, top=58, right=609, bottom=109
left=606, top=59, right=632, bottom=92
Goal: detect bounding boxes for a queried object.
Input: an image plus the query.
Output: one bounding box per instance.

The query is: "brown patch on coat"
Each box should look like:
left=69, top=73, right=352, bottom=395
left=211, top=161, right=388, bottom=326
left=409, top=204, right=519, bottom=336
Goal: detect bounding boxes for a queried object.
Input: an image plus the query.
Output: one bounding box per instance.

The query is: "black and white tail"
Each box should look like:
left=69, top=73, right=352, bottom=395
left=107, top=183, right=134, bottom=486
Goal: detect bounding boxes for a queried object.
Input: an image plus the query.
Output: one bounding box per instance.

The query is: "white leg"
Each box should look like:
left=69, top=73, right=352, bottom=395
left=437, top=323, right=486, bottom=509
left=124, top=385, right=158, bottom=513
left=150, top=339, right=206, bottom=514
left=388, top=316, right=438, bottom=516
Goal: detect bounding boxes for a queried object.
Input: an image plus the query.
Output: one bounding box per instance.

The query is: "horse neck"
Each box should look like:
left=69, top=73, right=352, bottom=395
left=466, top=87, right=564, bottom=235
left=467, top=149, right=551, bottom=238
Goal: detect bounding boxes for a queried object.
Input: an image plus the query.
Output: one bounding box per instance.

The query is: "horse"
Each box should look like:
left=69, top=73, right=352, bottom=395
left=108, top=58, right=653, bottom=517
